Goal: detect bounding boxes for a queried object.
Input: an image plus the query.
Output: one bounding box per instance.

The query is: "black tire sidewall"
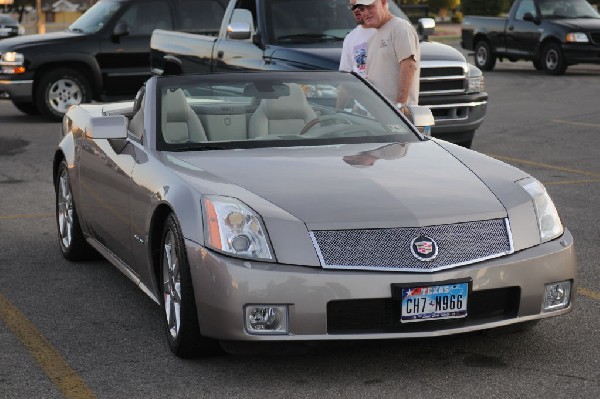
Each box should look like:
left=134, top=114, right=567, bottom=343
left=56, top=159, right=88, bottom=260
left=474, top=41, right=496, bottom=71
left=542, top=43, right=566, bottom=75
left=36, top=68, right=92, bottom=121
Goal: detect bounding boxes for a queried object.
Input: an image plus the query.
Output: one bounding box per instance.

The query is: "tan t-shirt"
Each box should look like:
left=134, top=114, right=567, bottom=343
left=365, top=17, right=420, bottom=105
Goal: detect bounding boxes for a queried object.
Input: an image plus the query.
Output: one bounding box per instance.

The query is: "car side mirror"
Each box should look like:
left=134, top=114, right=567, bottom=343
left=417, top=18, right=435, bottom=40
left=522, top=12, right=539, bottom=24
left=113, top=21, right=130, bottom=37
left=227, top=22, right=252, bottom=40
left=86, top=115, right=128, bottom=140
left=405, top=105, right=434, bottom=136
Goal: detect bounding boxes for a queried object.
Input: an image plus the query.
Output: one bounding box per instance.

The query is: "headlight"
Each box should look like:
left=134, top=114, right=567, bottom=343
left=202, top=195, right=274, bottom=261
left=0, top=51, right=26, bottom=74
left=466, top=75, right=485, bottom=93
left=566, top=32, right=589, bottom=43
left=466, top=65, right=484, bottom=94
left=518, top=178, right=563, bottom=242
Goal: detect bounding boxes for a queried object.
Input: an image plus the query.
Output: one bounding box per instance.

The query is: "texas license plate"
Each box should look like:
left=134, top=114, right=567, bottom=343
left=400, top=282, right=468, bottom=323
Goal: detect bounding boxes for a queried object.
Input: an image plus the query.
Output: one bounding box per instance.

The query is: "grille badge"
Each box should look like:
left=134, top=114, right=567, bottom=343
left=411, top=235, right=438, bottom=261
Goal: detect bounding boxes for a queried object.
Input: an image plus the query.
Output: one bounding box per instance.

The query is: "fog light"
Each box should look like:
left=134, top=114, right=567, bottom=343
left=245, top=305, right=288, bottom=335
left=543, top=281, right=571, bottom=311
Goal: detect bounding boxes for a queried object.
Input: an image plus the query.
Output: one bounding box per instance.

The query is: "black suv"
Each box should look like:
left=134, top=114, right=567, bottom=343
left=0, top=0, right=224, bottom=120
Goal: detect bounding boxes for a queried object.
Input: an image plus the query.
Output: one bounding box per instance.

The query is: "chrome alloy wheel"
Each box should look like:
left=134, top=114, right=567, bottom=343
left=57, top=169, right=74, bottom=250
left=475, top=46, right=488, bottom=67
left=48, top=77, right=83, bottom=114
left=545, top=48, right=559, bottom=71
left=162, top=231, right=182, bottom=339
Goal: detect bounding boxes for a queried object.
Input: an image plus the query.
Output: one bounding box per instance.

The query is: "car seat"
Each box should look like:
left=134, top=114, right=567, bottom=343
left=248, top=83, right=317, bottom=138
left=161, top=89, right=207, bottom=143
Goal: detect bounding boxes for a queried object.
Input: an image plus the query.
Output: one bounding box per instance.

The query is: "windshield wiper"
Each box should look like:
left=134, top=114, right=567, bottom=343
left=67, top=27, right=85, bottom=33
left=277, top=33, right=344, bottom=42
left=170, top=144, right=228, bottom=152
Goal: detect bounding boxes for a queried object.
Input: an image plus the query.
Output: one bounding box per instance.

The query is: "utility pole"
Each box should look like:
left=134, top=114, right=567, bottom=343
left=36, top=0, right=45, bottom=34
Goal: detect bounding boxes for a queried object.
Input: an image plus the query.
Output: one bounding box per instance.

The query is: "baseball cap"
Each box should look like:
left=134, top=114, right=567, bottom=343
left=351, top=0, right=377, bottom=9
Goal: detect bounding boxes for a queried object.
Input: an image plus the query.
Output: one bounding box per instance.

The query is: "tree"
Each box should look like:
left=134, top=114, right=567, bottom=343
left=427, top=0, right=461, bottom=14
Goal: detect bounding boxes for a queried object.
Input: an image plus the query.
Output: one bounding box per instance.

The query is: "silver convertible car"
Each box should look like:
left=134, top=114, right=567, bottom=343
left=54, top=71, right=576, bottom=358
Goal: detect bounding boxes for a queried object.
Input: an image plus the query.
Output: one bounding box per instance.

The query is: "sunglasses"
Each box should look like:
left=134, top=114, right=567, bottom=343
left=349, top=3, right=377, bottom=11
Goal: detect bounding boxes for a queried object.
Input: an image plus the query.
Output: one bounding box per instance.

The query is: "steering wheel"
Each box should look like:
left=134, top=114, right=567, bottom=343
left=299, top=114, right=355, bottom=135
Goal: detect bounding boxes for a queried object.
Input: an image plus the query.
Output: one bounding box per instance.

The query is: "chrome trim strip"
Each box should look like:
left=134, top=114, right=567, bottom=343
left=420, top=75, right=466, bottom=81
left=0, top=79, right=33, bottom=85
left=427, top=101, right=487, bottom=109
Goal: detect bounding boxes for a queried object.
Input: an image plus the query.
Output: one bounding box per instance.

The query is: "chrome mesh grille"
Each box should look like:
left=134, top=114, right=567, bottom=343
left=310, top=219, right=512, bottom=272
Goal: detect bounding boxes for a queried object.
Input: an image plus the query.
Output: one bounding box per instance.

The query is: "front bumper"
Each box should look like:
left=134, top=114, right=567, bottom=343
left=420, top=92, right=488, bottom=143
left=562, top=43, right=600, bottom=64
left=186, top=229, right=576, bottom=341
left=0, top=76, right=33, bottom=102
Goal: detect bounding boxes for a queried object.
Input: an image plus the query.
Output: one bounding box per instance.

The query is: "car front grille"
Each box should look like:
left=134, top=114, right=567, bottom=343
left=310, top=218, right=512, bottom=272
left=327, top=287, right=520, bottom=334
left=419, top=63, right=467, bottom=96
left=590, top=32, right=600, bottom=45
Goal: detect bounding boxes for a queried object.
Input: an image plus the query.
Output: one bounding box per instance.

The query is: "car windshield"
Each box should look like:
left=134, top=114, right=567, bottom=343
left=0, top=15, right=17, bottom=25
left=156, top=71, right=420, bottom=151
left=266, top=0, right=409, bottom=44
left=539, top=0, right=600, bottom=18
left=67, top=0, right=122, bottom=33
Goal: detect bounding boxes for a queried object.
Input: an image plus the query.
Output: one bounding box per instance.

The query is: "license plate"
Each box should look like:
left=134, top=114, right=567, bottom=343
left=400, top=282, right=468, bottom=323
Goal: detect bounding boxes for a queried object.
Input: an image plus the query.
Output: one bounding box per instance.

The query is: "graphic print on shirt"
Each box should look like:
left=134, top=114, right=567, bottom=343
left=353, top=42, right=368, bottom=77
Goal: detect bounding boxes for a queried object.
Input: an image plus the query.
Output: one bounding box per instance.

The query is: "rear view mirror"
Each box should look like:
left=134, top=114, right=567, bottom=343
left=227, top=22, right=252, bottom=40
left=417, top=18, right=435, bottom=40
left=113, top=21, right=130, bottom=37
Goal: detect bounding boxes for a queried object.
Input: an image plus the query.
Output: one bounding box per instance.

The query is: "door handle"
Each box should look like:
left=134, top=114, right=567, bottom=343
left=217, top=50, right=224, bottom=59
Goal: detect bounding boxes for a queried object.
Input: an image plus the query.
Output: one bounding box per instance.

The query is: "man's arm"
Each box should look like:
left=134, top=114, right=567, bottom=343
left=396, top=55, right=418, bottom=104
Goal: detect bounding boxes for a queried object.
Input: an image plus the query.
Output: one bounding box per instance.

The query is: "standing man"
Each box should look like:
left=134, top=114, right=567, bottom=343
left=339, top=0, right=375, bottom=78
left=353, top=0, right=420, bottom=108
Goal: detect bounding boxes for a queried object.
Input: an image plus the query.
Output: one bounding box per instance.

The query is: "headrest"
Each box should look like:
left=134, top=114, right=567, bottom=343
left=164, top=89, right=190, bottom=122
left=258, top=84, right=311, bottom=119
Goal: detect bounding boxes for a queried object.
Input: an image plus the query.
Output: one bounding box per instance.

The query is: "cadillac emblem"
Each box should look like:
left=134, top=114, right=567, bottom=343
left=410, top=235, right=438, bottom=261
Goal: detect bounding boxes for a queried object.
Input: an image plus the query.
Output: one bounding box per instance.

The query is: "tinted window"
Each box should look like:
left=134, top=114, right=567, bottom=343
left=118, top=0, right=173, bottom=36
left=174, top=0, right=226, bottom=33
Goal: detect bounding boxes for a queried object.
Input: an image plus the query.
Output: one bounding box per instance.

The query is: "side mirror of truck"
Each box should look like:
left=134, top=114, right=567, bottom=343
left=417, top=18, right=435, bottom=41
left=522, top=12, right=540, bottom=24
left=227, top=22, right=252, bottom=40
left=113, top=21, right=130, bottom=37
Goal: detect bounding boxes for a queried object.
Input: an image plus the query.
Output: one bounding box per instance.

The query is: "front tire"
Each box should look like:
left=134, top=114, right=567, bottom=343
left=474, top=41, right=496, bottom=71
left=160, top=213, right=221, bottom=358
left=36, top=68, right=92, bottom=121
left=56, top=159, right=95, bottom=260
left=541, top=43, right=567, bottom=75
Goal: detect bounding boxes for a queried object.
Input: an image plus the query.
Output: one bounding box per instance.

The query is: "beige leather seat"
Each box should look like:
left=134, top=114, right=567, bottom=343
left=248, top=83, right=317, bottom=138
left=161, top=89, right=207, bottom=144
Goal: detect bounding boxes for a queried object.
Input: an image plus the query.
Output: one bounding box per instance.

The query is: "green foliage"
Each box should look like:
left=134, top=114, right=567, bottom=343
left=461, top=0, right=512, bottom=16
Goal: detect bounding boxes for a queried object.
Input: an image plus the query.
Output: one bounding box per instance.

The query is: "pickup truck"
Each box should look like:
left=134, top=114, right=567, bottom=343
left=0, top=0, right=228, bottom=120
left=461, top=0, right=600, bottom=75
left=151, top=0, right=488, bottom=148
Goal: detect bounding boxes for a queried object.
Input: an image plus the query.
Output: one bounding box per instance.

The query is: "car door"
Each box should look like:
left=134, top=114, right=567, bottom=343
left=78, top=136, right=137, bottom=269
left=97, top=0, right=173, bottom=96
left=505, top=0, right=542, bottom=57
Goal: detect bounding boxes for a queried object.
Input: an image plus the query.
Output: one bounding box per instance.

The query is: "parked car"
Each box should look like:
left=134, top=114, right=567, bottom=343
left=462, top=0, right=600, bottom=75
left=0, top=14, right=24, bottom=39
left=54, top=70, right=576, bottom=358
left=0, top=0, right=227, bottom=120
left=151, top=0, right=487, bottom=148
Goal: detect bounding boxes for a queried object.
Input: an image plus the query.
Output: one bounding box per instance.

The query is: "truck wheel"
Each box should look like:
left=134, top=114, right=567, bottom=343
left=474, top=41, right=496, bottom=71
left=36, top=68, right=92, bottom=121
left=12, top=101, right=40, bottom=116
left=541, top=43, right=567, bottom=75
left=532, top=59, right=543, bottom=71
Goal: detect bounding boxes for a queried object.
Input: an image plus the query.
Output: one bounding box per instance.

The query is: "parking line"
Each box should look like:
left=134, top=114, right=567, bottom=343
left=544, top=178, right=600, bottom=186
left=0, top=213, right=54, bottom=221
left=0, top=293, right=96, bottom=399
left=578, top=287, right=600, bottom=301
left=552, top=119, right=600, bottom=129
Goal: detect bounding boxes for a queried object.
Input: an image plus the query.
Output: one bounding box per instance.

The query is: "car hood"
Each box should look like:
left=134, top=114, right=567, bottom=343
left=0, top=30, right=80, bottom=50
left=552, top=18, right=600, bottom=30
left=266, top=40, right=466, bottom=70
left=169, top=141, right=506, bottom=230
